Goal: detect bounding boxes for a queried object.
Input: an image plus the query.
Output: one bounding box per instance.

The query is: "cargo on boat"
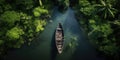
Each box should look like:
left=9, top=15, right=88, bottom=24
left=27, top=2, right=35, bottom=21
left=55, top=23, right=64, bottom=54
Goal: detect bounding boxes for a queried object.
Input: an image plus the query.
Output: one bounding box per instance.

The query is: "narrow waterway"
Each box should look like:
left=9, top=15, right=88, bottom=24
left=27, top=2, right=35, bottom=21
left=5, top=7, right=104, bottom=60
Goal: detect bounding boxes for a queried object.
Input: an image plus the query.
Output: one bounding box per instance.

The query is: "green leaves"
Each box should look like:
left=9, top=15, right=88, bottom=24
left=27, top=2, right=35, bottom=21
left=0, top=0, right=5, bottom=5
left=13, top=39, right=24, bottom=48
left=64, top=0, right=69, bottom=7
left=95, top=0, right=117, bottom=19
left=33, top=7, right=48, bottom=17
left=0, top=0, right=50, bottom=58
left=100, top=0, right=106, bottom=6
left=88, top=19, right=113, bottom=37
left=113, top=20, right=120, bottom=26
left=15, top=0, right=34, bottom=10
left=101, top=24, right=112, bottom=34
left=6, top=27, right=24, bottom=40
left=99, top=44, right=118, bottom=55
left=0, top=11, right=20, bottom=26
left=76, top=0, right=119, bottom=59
left=33, top=6, right=48, bottom=32
left=80, top=6, right=95, bottom=16
left=99, top=38, right=118, bottom=55
left=88, top=19, right=118, bottom=56
left=0, top=40, right=4, bottom=46
left=64, top=35, right=78, bottom=53
left=69, top=36, right=78, bottom=48
left=89, top=19, right=96, bottom=24
left=79, top=0, right=90, bottom=7
left=5, top=27, right=24, bottom=48
left=34, top=20, right=46, bottom=32
left=78, top=0, right=95, bottom=16
left=39, top=0, right=43, bottom=6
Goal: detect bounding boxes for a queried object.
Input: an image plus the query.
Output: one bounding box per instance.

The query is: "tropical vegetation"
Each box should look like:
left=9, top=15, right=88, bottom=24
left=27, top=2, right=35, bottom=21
left=74, top=0, right=120, bottom=60
left=0, top=0, right=120, bottom=60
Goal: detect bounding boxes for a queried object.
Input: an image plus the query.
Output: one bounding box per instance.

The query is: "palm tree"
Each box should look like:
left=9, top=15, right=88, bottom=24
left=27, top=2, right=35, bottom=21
left=95, top=0, right=117, bottom=19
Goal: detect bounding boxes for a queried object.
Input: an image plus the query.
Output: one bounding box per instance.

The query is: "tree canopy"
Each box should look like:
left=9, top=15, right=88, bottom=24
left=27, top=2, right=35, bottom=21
left=0, top=0, right=120, bottom=60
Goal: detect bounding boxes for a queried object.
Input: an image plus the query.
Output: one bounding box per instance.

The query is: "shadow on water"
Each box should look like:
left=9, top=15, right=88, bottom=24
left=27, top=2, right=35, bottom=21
left=50, top=31, right=57, bottom=60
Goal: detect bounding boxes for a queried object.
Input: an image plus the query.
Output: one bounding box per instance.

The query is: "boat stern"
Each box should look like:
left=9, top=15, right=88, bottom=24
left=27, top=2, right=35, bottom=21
left=58, top=49, right=62, bottom=54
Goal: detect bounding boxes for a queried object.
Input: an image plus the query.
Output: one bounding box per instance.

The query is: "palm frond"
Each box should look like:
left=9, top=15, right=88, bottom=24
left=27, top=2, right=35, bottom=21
left=100, top=0, right=106, bottom=6
left=108, top=9, right=114, bottom=18
left=99, top=8, right=105, bottom=12
left=104, top=9, right=107, bottom=18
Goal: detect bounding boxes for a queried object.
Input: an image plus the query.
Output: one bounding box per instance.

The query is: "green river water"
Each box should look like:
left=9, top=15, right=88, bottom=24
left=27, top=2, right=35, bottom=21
left=5, top=7, right=104, bottom=60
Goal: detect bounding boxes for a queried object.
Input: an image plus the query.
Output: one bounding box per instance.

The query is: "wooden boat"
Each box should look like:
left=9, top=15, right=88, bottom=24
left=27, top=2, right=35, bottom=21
left=55, top=23, right=64, bottom=54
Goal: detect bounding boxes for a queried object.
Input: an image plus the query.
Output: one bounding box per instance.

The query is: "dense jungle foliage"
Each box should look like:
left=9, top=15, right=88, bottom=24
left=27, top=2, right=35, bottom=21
left=0, top=0, right=120, bottom=60
left=75, top=0, right=120, bottom=60
left=0, top=0, right=52, bottom=59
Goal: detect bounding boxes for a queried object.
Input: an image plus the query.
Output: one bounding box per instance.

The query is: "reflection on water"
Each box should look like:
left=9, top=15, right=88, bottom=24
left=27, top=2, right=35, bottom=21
left=5, top=7, right=104, bottom=60
left=64, top=34, right=78, bottom=54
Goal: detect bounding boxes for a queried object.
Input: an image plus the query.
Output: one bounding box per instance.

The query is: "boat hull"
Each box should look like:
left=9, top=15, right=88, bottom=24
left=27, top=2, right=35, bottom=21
left=55, top=23, right=64, bottom=54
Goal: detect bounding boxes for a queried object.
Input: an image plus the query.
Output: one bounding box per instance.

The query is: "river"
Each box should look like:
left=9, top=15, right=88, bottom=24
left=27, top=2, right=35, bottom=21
left=5, top=7, right=104, bottom=60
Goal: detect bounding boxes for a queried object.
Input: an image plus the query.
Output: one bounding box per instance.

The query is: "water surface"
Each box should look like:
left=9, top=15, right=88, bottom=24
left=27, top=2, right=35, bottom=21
left=5, top=7, right=104, bottom=60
